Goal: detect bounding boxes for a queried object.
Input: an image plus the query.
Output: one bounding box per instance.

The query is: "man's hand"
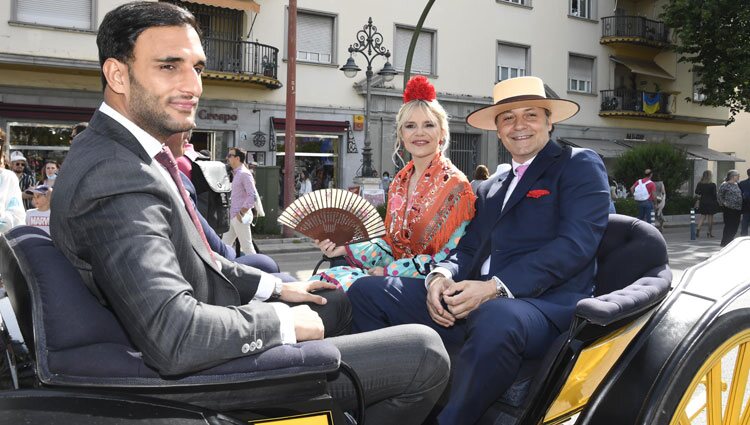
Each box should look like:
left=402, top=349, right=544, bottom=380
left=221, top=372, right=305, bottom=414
left=426, top=276, right=456, bottom=327
left=279, top=280, right=338, bottom=305
left=291, top=305, right=324, bottom=341
left=314, top=239, right=347, bottom=258
left=443, top=279, right=496, bottom=319
left=236, top=207, right=250, bottom=221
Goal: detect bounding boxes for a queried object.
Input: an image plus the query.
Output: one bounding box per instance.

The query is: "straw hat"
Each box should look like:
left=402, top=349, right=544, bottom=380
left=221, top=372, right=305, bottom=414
left=466, top=76, right=579, bottom=131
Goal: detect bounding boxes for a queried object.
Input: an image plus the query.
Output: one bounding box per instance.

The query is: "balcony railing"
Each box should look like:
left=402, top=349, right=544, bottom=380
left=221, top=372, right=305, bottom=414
left=601, top=16, right=669, bottom=46
left=202, top=37, right=279, bottom=79
left=600, top=89, right=672, bottom=116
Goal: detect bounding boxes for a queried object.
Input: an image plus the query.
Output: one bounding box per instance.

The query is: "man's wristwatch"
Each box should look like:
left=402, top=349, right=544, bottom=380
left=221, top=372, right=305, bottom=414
left=269, top=280, right=283, bottom=300
left=491, top=276, right=509, bottom=298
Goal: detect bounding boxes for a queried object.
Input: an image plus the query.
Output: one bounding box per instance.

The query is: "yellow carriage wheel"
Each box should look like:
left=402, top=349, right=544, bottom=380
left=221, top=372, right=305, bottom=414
left=668, top=312, right=750, bottom=425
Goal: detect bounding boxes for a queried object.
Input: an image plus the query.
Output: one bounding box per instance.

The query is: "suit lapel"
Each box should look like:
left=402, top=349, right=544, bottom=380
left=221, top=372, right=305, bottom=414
left=90, top=110, right=223, bottom=275
left=496, top=141, right=562, bottom=225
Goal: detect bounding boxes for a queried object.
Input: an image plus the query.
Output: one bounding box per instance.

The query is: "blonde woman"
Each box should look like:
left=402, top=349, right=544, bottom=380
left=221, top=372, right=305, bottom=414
left=313, top=76, right=476, bottom=290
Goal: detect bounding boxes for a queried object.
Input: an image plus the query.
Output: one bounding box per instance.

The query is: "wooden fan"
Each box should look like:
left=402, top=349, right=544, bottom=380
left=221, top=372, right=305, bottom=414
left=278, top=188, right=386, bottom=245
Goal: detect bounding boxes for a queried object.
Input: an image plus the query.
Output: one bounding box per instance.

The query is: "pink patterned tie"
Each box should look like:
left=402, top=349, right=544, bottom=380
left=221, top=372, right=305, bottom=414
left=154, top=146, right=215, bottom=263
left=515, top=164, right=529, bottom=180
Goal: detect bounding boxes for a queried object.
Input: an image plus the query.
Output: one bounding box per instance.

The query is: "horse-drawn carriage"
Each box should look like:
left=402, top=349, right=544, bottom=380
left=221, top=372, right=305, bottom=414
left=1, top=214, right=749, bottom=424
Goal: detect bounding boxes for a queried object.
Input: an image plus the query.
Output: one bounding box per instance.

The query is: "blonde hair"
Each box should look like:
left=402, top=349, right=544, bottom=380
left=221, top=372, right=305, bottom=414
left=393, top=99, right=450, bottom=167
left=700, top=170, right=713, bottom=184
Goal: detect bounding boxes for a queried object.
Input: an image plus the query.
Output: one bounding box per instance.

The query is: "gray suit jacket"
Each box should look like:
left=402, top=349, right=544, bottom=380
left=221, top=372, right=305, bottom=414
left=50, top=110, right=282, bottom=376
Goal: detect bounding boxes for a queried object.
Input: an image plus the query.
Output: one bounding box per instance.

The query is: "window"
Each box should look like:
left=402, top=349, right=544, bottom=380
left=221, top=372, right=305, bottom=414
left=296, top=11, right=336, bottom=64
left=693, top=67, right=707, bottom=102
left=497, top=42, right=528, bottom=82
left=449, top=133, right=479, bottom=178
left=568, top=54, right=595, bottom=94
left=14, top=0, right=94, bottom=30
left=498, top=0, right=530, bottom=5
left=570, top=0, right=592, bottom=19
left=393, top=25, right=436, bottom=75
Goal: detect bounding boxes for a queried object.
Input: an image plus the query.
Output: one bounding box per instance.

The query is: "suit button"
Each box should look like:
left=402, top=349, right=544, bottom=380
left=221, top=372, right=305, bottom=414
left=256, top=339, right=263, bottom=349
left=250, top=341, right=258, bottom=351
left=241, top=343, right=250, bottom=354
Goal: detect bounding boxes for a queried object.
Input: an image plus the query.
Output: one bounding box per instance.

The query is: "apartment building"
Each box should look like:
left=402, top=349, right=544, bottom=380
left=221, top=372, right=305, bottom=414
left=0, top=0, right=737, bottom=193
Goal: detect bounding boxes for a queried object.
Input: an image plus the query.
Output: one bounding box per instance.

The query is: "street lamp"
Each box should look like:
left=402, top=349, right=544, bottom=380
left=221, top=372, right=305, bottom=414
left=340, top=17, right=398, bottom=178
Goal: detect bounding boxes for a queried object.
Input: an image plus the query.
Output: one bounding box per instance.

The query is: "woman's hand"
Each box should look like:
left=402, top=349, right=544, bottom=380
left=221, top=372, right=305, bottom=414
left=314, top=239, right=347, bottom=258
left=367, top=266, right=385, bottom=276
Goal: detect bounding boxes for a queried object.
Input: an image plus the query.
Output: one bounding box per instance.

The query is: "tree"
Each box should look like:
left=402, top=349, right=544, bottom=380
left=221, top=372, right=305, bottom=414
left=661, top=0, right=750, bottom=122
left=614, top=142, right=691, bottom=199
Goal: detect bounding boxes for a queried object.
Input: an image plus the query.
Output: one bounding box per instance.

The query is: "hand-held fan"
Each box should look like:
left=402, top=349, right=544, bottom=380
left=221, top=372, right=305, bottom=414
left=277, top=189, right=386, bottom=245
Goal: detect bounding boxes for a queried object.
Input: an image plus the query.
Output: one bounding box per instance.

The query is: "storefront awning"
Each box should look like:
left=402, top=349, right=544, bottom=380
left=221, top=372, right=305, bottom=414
left=682, top=145, right=744, bottom=162
left=272, top=118, right=350, bottom=133
left=558, top=138, right=630, bottom=159
left=610, top=56, right=674, bottom=80
left=182, top=0, right=260, bottom=13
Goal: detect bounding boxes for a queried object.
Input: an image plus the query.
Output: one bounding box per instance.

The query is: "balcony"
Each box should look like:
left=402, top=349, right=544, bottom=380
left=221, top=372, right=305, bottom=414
left=201, top=37, right=282, bottom=89
left=599, top=89, right=673, bottom=119
left=600, top=16, right=670, bottom=48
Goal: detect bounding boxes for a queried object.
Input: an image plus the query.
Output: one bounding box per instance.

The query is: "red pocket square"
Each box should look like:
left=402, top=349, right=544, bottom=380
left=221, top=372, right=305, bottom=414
left=526, top=189, right=551, bottom=199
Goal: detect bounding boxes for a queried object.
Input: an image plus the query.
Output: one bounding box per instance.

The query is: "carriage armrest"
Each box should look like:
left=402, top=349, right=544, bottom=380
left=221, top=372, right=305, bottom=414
left=576, top=265, right=671, bottom=326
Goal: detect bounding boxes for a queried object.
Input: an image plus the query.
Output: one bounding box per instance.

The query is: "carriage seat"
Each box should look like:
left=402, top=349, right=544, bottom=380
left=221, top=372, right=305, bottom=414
left=0, top=226, right=340, bottom=412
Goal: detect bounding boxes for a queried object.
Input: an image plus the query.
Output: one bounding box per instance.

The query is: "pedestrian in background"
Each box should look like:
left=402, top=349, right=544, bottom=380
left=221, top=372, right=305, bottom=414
left=40, top=160, right=60, bottom=187
left=695, top=170, right=719, bottom=238
left=631, top=168, right=656, bottom=223
left=739, top=168, right=750, bottom=236
left=718, top=169, right=742, bottom=247
left=25, top=185, right=52, bottom=235
left=652, top=171, right=666, bottom=231
left=298, top=170, right=313, bottom=197
left=222, top=147, right=257, bottom=254
left=0, top=146, right=25, bottom=234
left=470, top=164, right=490, bottom=194
left=10, top=151, right=35, bottom=209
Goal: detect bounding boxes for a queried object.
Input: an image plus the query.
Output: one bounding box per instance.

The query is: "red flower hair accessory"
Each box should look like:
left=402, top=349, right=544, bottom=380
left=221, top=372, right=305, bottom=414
left=403, top=75, right=436, bottom=103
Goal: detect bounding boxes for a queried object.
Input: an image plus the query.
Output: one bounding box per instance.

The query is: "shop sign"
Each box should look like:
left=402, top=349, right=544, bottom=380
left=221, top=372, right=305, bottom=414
left=197, top=108, right=238, bottom=123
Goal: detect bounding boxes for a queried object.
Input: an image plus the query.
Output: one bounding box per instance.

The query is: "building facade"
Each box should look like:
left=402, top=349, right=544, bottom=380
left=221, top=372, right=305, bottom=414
left=0, top=0, right=737, bottom=196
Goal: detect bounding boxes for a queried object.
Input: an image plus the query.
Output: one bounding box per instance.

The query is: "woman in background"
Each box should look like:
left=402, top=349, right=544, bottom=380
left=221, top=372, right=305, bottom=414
left=695, top=170, right=719, bottom=238
left=718, top=169, right=743, bottom=247
left=470, top=165, right=490, bottom=194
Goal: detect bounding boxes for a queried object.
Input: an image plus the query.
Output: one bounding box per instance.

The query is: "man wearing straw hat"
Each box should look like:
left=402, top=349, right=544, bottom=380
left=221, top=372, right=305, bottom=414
left=348, top=76, right=610, bottom=424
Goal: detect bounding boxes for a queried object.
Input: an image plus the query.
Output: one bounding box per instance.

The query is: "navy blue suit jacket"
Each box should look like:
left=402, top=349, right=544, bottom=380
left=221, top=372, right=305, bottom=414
left=738, top=178, right=750, bottom=212
left=438, top=141, right=610, bottom=331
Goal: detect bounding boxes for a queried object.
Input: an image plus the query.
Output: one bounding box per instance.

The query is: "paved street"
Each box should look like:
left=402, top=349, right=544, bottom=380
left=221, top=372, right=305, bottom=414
left=260, top=223, right=732, bottom=284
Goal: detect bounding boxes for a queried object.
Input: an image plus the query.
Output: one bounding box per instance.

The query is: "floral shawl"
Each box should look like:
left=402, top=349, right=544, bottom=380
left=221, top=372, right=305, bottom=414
left=384, top=152, right=476, bottom=259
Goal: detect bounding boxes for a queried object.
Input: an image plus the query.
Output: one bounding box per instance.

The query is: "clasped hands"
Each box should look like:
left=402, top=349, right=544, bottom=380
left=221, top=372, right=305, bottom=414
left=426, top=276, right=496, bottom=327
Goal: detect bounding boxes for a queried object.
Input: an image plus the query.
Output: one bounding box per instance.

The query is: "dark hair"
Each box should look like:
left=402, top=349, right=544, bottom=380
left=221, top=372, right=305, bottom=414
left=473, top=164, right=489, bottom=180
left=230, top=147, right=247, bottom=163
left=72, top=122, right=88, bottom=137
left=97, top=1, right=201, bottom=89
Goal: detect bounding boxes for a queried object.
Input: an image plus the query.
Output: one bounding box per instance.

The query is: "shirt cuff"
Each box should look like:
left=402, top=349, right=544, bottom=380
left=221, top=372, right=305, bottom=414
left=254, top=273, right=279, bottom=301
left=268, top=302, right=297, bottom=344
left=425, top=267, right=452, bottom=289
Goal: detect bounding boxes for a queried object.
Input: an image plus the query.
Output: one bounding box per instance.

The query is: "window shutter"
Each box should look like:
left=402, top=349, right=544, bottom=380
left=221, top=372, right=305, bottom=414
left=569, top=55, right=593, bottom=81
left=497, top=44, right=527, bottom=70
left=297, top=13, right=333, bottom=61
left=394, top=27, right=433, bottom=74
left=17, top=0, right=92, bottom=30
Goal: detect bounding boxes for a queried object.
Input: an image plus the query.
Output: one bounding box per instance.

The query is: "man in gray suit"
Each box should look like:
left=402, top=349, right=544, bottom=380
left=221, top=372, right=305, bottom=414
left=50, top=3, right=448, bottom=423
